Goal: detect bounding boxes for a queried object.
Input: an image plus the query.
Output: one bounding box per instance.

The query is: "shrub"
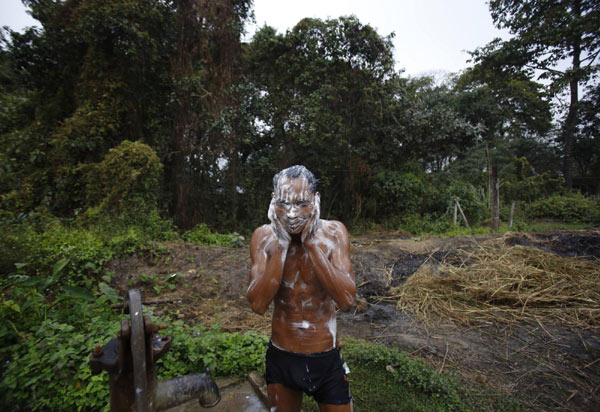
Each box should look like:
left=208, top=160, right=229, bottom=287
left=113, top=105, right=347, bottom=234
left=373, top=171, right=426, bottom=218
left=446, top=181, right=487, bottom=225
left=0, top=293, right=266, bottom=411
left=156, top=321, right=268, bottom=378
left=400, top=213, right=453, bottom=235
left=502, top=158, right=565, bottom=203
left=182, top=223, right=244, bottom=247
left=84, top=140, right=162, bottom=222
left=0, top=297, right=120, bottom=412
left=526, top=192, right=600, bottom=223
left=0, top=212, right=175, bottom=288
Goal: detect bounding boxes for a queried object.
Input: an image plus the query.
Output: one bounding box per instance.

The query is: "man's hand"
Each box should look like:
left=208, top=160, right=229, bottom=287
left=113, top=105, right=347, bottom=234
left=268, top=196, right=291, bottom=246
left=301, top=192, right=320, bottom=244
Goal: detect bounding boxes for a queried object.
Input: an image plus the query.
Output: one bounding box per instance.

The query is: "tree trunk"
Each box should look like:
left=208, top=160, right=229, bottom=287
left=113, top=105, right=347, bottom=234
left=168, top=1, right=197, bottom=228
left=563, top=0, right=582, bottom=189
left=229, top=140, right=238, bottom=225
left=509, top=201, right=515, bottom=229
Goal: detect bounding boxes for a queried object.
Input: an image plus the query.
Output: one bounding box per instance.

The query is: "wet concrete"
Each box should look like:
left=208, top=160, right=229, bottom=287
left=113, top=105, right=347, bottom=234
left=166, top=376, right=268, bottom=412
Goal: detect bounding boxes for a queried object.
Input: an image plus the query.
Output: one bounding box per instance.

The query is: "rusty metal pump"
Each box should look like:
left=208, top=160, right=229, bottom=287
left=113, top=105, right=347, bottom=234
left=90, top=290, right=220, bottom=411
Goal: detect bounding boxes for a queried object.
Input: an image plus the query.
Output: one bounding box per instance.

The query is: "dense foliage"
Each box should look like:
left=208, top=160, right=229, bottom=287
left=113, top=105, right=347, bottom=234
left=1, top=0, right=597, bottom=235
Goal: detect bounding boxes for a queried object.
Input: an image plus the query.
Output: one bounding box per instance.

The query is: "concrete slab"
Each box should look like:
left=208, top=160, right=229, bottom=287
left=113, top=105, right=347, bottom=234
left=165, top=375, right=268, bottom=412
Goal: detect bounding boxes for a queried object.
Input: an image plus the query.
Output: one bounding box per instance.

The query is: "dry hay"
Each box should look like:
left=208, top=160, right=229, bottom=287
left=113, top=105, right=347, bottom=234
left=389, top=238, right=600, bottom=328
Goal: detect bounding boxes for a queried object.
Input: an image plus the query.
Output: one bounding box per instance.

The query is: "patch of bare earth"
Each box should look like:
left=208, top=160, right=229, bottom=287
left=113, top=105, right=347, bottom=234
left=108, top=229, right=600, bottom=411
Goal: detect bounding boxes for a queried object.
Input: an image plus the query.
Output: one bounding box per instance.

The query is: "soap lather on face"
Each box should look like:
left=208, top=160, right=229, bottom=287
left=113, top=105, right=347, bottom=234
left=273, top=176, right=315, bottom=235
left=270, top=164, right=320, bottom=237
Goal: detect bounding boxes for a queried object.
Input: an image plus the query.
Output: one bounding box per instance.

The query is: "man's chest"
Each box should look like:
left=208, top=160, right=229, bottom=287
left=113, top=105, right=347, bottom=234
left=281, top=244, right=314, bottom=286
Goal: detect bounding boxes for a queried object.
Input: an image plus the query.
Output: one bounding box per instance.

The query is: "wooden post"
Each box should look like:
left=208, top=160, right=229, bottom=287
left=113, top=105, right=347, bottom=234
left=453, top=202, right=458, bottom=227
left=455, top=200, right=470, bottom=230
left=491, top=165, right=500, bottom=231
left=508, top=201, right=515, bottom=229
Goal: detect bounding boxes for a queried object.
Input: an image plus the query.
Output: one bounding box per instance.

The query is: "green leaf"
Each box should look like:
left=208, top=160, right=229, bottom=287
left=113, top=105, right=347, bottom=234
left=99, top=282, right=121, bottom=303
left=61, top=286, right=94, bottom=301
left=83, top=262, right=98, bottom=272
left=53, top=259, right=70, bottom=277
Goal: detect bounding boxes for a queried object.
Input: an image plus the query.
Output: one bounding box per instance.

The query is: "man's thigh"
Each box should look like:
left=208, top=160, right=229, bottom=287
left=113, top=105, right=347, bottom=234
left=268, top=383, right=302, bottom=412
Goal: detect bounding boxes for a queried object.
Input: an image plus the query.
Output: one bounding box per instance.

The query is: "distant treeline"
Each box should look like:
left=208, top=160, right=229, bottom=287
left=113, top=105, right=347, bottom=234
left=1, top=0, right=598, bottom=231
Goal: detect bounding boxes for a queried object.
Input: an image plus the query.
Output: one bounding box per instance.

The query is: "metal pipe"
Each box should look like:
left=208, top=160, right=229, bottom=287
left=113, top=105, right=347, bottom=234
left=154, top=373, right=221, bottom=410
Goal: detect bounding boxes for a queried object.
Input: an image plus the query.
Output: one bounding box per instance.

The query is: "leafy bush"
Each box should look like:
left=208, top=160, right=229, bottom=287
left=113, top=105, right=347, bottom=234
left=373, top=171, right=426, bottom=217
left=0, top=296, right=120, bottom=412
left=0, top=288, right=266, bottom=411
left=345, top=339, right=461, bottom=405
left=0, top=213, right=175, bottom=283
left=503, top=171, right=565, bottom=203
left=400, top=213, right=454, bottom=235
left=446, top=181, right=487, bottom=226
left=526, top=192, right=600, bottom=223
left=502, top=158, right=565, bottom=203
left=156, top=321, right=268, bottom=378
left=83, top=140, right=163, bottom=223
left=182, top=223, right=245, bottom=247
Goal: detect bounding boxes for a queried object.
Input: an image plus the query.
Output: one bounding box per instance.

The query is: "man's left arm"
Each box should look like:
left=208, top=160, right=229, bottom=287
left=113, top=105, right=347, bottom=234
left=304, top=221, right=356, bottom=311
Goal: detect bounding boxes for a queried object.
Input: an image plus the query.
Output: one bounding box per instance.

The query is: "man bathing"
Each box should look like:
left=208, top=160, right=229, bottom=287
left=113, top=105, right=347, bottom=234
left=248, top=165, right=356, bottom=411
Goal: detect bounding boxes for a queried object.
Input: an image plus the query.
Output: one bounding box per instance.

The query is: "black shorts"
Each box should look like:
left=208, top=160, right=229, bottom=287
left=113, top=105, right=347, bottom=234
left=265, top=341, right=351, bottom=405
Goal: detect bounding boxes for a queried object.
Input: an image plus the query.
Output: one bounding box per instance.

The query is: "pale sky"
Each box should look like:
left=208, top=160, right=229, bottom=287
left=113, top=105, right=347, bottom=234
left=1, top=0, right=510, bottom=77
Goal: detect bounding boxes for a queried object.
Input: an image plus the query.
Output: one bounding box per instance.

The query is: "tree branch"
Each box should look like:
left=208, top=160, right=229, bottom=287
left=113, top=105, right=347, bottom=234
left=581, top=49, right=600, bottom=66
left=524, top=63, right=565, bottom=77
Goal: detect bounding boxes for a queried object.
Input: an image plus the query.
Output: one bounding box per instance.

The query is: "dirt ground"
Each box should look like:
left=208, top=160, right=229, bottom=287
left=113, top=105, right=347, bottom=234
left=107, top=228, right=600, bottom=411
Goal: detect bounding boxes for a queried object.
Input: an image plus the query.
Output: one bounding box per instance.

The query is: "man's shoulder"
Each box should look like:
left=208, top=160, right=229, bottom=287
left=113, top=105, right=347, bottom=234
left=251, top=224, right=275, bottom=243
left=319, top=219, right=349, bottom=237
left=250, top=224, right=276, bottom=257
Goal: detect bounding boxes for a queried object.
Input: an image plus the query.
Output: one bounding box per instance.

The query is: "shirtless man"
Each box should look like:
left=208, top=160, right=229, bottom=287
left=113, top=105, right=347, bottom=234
left=248, top=165, right=356, bottom=412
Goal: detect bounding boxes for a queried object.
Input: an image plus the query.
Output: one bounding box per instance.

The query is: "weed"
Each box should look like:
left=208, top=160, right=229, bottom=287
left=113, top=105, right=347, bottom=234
left=0, top=295, right=120, bottom=411
left=155, top=321, right=268, bottom=378
left=182, top=223, right=245, bottom=247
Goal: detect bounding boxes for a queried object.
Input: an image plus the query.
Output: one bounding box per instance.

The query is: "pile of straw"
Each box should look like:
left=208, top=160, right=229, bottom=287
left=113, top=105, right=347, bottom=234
left=389, top=240, right=600, bottom=328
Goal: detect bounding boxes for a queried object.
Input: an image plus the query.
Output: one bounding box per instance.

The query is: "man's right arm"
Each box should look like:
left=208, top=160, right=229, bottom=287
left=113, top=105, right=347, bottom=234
left=247, top=226, right=288, bottom=315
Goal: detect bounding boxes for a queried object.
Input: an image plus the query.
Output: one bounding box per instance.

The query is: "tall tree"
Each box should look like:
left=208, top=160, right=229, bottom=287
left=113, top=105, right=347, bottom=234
left=574, top=83, right=600, bottom=192
left=472, top=0, right=600, bottom=187
left=1, top=1, right=252, bottom=227
left=396, top=76, right=481, bottom=173
left=168, top=0, right=251, bottom=228
left=1, top=0, right=175, bottom=214
left=245, top=17, right=398, bottom=221
left=455, top=61, right=552, bottom=228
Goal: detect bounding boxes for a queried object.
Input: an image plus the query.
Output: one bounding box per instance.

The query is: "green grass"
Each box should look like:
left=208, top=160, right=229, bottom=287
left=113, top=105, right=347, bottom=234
left=430, top=221, right=592, bottom=238
left=458, top=384, right=529, bottom=412
left=182, top=223, right=245, bottom=247
left=519, top=221, right=591, bottom=232
left=299, top=339, right=524, bottom=412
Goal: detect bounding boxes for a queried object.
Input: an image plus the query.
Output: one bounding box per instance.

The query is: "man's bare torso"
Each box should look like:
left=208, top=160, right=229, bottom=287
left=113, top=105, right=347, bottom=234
left=252, top=219, right=347, bottom=353
left=270, top=220, right=343, bottom=353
